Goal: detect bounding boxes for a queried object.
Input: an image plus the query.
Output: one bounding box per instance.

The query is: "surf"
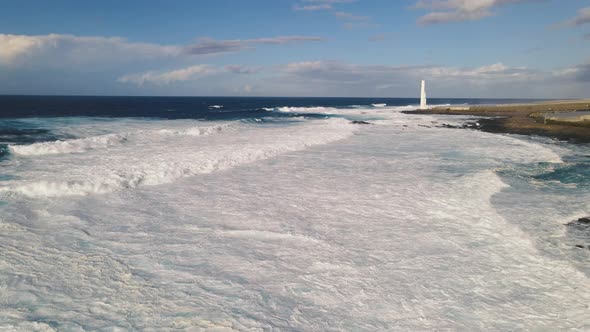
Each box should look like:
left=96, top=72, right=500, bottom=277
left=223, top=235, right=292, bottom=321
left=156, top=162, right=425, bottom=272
left=1, top=118, right=357, bottom=197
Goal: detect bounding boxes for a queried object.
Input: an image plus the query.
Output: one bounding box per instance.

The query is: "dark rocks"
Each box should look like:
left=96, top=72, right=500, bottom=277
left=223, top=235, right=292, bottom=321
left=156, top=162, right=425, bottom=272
left=564, top=218, right=590, bottom=251
left=463, top=123, right=475, bottom=129
left=351, top=121, right=372, bottom=125
left=566, top=217, right=590, bottom=228
left=565, top=218, right=590, bottom=252
left=438, top=122, right=482, bottom=130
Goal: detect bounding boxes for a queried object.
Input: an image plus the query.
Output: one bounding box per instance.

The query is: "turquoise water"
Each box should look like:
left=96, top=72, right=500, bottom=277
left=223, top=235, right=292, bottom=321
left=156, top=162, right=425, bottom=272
left=494, top=141, right=590, bottom=275
left=532, top=157, right=590, bottom=186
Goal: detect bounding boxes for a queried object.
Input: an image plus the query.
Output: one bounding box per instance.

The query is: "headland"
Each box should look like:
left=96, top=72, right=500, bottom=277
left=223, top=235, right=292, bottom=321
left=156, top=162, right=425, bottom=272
left=404, top=100, right=590, bottom=143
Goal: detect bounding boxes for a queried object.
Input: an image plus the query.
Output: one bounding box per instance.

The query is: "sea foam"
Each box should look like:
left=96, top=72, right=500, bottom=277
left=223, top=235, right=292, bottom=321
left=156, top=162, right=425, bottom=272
left=1, top=106, right=589, bottom=331
left=1, top=119, right=356, bottom=197
left=9, top=124, right=231, bottom=156
left=9, top=133, right=127, bottom=156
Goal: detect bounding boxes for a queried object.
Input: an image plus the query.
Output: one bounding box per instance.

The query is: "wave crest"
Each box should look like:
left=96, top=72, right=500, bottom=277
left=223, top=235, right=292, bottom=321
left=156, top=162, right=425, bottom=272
left=2, top=119, right=356, bottom=197
left=9, top=134, right=127, bottom=156
left=9, top=124, right=231, bottom=156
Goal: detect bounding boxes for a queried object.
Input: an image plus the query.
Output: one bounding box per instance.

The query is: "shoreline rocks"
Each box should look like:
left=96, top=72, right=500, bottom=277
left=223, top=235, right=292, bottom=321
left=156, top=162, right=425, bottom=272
left=403, top=100, right=590, bottom=143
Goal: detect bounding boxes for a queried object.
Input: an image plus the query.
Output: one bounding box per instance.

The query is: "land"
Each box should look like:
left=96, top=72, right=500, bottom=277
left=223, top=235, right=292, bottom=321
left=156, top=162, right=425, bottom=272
left=404, top=100, right=590, bottom=143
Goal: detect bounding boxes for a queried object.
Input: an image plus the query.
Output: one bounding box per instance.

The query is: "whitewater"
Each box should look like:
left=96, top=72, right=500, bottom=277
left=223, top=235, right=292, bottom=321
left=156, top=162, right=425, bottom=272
left=0, top=103, right=589, bottom=331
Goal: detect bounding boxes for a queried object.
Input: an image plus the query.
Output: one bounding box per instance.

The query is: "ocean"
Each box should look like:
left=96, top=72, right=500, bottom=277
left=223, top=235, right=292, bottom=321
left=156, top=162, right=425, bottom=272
left=0, top=96, right=589, bottom=330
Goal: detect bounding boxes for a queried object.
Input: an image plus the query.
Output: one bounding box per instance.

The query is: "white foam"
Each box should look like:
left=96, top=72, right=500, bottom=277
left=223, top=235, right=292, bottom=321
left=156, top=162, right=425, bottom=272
left=274, top=104, right=439, bottom=117
left=156, top=123, right=230, bottom=137
left=1, top=118, right=356, bottom=197
left=9, top=133, right=128, bottom=156
left=218, top=229, right=321, bottom=244
left=9, top=123, right=231, bottom=156
left=1, top=107, right=588, bottom=331
left=276, top=106, right=340, bottom=114
left=385, top=104, right=421, bottom=112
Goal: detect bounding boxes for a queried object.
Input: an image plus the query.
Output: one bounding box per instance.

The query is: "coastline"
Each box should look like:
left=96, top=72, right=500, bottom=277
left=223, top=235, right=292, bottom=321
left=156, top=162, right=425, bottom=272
left=404, top=100, right=590, bottom=143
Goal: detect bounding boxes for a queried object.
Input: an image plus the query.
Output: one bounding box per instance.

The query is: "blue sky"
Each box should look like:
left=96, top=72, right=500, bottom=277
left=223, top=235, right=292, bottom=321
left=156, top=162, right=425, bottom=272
left=1, top=0, right=589, bottom=98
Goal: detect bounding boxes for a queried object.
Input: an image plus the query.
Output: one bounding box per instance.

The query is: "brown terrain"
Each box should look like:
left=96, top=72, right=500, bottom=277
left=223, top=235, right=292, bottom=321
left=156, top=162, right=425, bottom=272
left=405, top=100, right=590, bottom=143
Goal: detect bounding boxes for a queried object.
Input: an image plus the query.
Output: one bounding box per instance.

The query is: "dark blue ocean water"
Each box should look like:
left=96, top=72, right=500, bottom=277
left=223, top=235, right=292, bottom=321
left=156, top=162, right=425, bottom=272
left=0, top=96, right=546, bottom=120
left=0, top=95, right=564, bottom=166
left=0, top=95, right=543, bottom=148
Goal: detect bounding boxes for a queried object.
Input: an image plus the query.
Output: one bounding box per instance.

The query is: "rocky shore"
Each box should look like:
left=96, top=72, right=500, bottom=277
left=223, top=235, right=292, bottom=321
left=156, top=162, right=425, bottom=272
left=404, top=100, right=590, bottom=143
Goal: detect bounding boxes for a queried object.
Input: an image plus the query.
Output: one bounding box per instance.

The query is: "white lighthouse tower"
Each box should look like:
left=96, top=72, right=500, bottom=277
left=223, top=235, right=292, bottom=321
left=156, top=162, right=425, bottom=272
left=420, top=80, right=427, bottom=110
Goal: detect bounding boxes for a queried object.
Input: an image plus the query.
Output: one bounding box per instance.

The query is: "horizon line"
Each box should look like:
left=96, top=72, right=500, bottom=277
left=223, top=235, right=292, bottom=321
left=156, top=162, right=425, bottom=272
left=0, top=94, right=562, bottom=100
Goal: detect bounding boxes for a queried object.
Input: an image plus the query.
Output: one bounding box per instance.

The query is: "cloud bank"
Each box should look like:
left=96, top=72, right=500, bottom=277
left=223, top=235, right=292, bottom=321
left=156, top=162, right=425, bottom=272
left=281, top=60, right=541, bottom=84
left=269, top=60, right=586, bottom=98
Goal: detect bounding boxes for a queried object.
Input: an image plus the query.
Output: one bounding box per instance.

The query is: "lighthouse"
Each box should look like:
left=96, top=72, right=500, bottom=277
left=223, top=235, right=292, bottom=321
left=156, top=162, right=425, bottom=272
left=419, top=80, right=427, bottom=110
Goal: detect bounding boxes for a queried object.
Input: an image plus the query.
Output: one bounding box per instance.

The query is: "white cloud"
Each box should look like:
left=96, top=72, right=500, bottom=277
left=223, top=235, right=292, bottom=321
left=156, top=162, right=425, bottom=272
left=368, top=34, right=392, bottom=42
left=243, top=36, right=324, bottom=44
left=308, top=0, right=354, bottom=2
left=224, top=65, right=261, bottom=74
left=426, top=62, right=541, bottom=80
left=413, top=0, right=539, bottom=25
left=334, top=11, right=369, bottom=21
left=0, top=33, right=180, bottom=65
left=554, top=63, right=590, bottom=82
left=102, top=59, right=590, bottom=98
left=282, top=60, right=540, bottom=82
left=294, top=4, right=332, bottom=11
left=294, top=0, right=372, bottom=29
left=183, top=36, right=323, bottom=55
left=0, top=33, right=324, bottom=67
left=293, top=0, right=355, bottom=11
left=118, top=64, right=261, bottom=85
left=303, top=0, right=355, bottom=4
left=118, top=65, right=216, bottom=85
left=268, top=60, right=566, bottom=97
left=564, top=7, right=590, bottom=26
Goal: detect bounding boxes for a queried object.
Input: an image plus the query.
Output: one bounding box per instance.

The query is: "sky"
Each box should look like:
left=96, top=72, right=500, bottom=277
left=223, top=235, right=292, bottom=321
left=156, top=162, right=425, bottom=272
left=1, top=0, right=590, bottom=98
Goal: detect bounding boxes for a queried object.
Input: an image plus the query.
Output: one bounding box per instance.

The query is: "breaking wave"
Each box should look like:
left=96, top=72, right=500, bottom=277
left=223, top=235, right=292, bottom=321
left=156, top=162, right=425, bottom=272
left=9, top=133, right=128, bottom=156
left=276, top=106, right=341, bottom=114
left=9, top=124, right=231, bottom=156
left=0, top=144, right=9, bottom=159
left=275, top=105, right=425, bottom=115
left=1, top=119, right=356, bottom=197
left=155, top=124, right=230, bottom=137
